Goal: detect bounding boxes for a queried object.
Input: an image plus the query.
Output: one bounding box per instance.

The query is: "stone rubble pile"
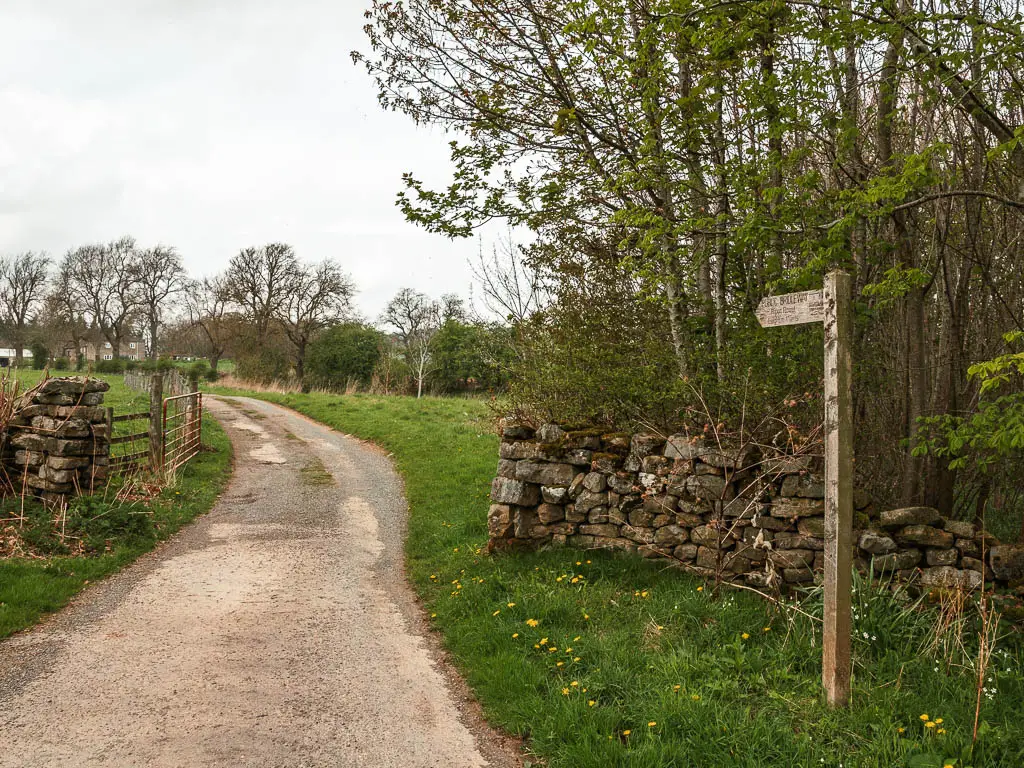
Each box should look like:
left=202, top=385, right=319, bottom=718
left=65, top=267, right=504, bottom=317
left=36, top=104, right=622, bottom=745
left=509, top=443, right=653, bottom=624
left=3, top=377, right=112, bottom=503
left=489, top=421, right=1024, bottom=588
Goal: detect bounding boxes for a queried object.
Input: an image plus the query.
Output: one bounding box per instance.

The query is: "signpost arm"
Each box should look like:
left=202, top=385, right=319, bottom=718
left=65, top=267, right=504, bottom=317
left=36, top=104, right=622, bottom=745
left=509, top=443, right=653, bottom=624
left=822, top=270, right=854, bottom=707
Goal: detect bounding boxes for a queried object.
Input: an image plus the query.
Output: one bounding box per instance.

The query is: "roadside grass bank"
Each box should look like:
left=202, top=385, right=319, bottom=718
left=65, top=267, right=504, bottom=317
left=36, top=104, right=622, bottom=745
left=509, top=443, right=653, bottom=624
left=210, top=388, right=1024, bottom=767
left=0, top=373, right=231, bottom=639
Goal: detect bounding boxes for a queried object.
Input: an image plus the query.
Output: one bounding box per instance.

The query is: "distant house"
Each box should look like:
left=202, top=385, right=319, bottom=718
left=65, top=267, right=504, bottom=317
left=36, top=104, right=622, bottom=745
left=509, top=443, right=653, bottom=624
left=62, top=330, right=146, bottom=362
left=0, top=346, right=33, bottom=367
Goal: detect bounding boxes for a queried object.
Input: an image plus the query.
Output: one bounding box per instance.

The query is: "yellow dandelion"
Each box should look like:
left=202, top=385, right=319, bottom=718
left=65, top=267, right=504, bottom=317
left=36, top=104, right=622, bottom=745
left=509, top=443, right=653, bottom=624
left=556, top=661, right=564, bottom=667
left=925, top=722, right=936, bottom=729
left=934, top=718, right=943, bottom=725
left=622, top=730, right=631, bottom=736
left=937, top=729, right=946, bottom=735
left=573, top=657, right=581, bottom=662
left=562, top=688, right=570, bottom=696
left=576, top=561, right=581, bottom=565
left=549, top=647, right=558, bottom=652
left=763, top=626, right=771, bottom=632
left=897, top=727, right=905, bottom=734
left=526, top=618, right=539, bottom=627
left=583, top=614, right=590, bottom=620
left=588, top=700, right=596, bottom=707
left=920, top=714, right=930, bottom=721
left=533, top=644, right=539, bottom=649
left=673, top=685, right=681, bottom=691
left=512, top=633, right=519, bottom=638
left=492, top=610, right=500, bottom=616
left=573, top=636, right=581, bottom=641
left=586, top=560, right=591, bottom=563
left=648, top=721, right=656, bottom=728
left=697, top=586, right=704, bottom=592
left=571, top=577, right=579, bottom=584
left=430, top=613, right=437, bottom=618
left=540, top=637, right=548, bottom=645
left=691, top=694, right=700, bottom=701
left=742, top=633, right=750, bottom=640
left=507, top=602, right=516, bottom=607
left=571, top=681, right=579, bottom=687
left=566, top=647, right=573, bottom=653
left=641, top=591, right=649, bottom=598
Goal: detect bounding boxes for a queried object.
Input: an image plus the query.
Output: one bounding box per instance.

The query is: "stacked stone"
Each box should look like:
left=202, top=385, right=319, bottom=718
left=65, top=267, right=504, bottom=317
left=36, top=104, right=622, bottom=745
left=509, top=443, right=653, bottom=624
left=490, top=420, right=1020, bottom=590
left=4, top=377, right=111, bottom=502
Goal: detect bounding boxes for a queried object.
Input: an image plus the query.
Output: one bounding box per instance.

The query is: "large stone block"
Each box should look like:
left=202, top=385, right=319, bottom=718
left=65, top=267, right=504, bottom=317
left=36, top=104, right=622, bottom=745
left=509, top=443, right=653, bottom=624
left=515, top=460, right=577, bottom=487
left=858, top=531, right=897, bottom=555
left=579, top=523, right=621, bottom=538
left=673, top=544, right=699, bottom=561
left=536, top=423, right=564, bottom=443
left=989, top=545, right=1024, bottom=582
left=798, top=517, right=826, bottom=537
left=691, top=525, right=733, bottom=548
left=943, top=519, right=977, bottom=539
left=774, top=534, right=824, bottom=551
left=39, top=376, right=109, bottom=395
left=496, top=459, right=518, bottom=479
left=920, top=566, right=982, bottom=590
left=575, top=489, right=608, bottom=513
left=654, top=525, right=688, bottom=547
left=541, top=486, right=569, bottom=504
left=582, top=471, right=607, bottom=493
left=607, top=472, right=637, bottom=494
left=499, top=441, right=539, bottom=460
left=768, top=549, right=815, bottom=569
left=872, top=549, right=922, bottom=572
left=684, top=473, right=731, bottom=500
left=895, top=525, right=954, bottom=549
left=769, top=497, right=824, bottom=518
left=779, top=474, right=825, bottom=499
left=488, top=504, right=513, bottom=538
left=879, top=506, right=942, bottom=529
left=491, top=476, right=540, bottom=506
left=513, top=508, right=538, bottom=538
left=925, top=548, right=959, bottom=567
left=664, top=434, right=704, bottom=460
left=499, top=419, right=534, bottom=440
left=10, top=432, right=52, bottom=452
left=537, top=503, right=565, bottom=524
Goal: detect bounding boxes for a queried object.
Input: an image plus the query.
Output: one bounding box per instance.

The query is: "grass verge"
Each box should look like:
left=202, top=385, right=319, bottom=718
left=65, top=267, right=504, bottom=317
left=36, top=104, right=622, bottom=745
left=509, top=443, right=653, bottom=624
left=0, top=404, right=232, bottom=639
left=209, top=387, right=1024, bottom=767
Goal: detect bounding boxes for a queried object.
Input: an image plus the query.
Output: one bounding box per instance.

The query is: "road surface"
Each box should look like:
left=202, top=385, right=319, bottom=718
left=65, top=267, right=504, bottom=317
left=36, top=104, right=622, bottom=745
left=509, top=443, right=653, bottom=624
left=0, top=396, right=517, bottom=768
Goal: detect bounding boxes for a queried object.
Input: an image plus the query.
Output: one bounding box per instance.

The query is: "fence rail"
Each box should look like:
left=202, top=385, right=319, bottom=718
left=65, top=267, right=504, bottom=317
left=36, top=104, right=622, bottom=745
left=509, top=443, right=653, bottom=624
left=112, top=372, right=204, bottom=478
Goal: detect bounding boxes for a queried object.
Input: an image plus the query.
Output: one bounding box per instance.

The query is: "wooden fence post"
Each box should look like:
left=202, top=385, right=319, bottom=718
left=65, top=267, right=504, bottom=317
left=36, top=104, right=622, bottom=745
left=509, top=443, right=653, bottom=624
left=822, top=270, right=854, bottom=707
left=149, top=373, right=164, bottom=473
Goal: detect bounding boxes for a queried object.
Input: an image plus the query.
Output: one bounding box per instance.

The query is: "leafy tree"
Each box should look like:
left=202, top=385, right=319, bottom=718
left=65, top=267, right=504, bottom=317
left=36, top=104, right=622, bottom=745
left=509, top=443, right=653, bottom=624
left=306, top=323, right=385, bottom=390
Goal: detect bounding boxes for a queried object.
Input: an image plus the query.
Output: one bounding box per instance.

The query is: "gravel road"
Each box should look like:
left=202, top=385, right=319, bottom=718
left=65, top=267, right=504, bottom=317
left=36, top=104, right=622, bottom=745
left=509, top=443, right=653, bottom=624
left=0, top=396, right=518, bottom=768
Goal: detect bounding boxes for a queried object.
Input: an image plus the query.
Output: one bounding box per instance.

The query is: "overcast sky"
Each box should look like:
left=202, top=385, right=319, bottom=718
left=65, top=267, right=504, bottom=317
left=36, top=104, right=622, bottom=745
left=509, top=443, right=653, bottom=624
left=0, top=0, right=496, bottom=321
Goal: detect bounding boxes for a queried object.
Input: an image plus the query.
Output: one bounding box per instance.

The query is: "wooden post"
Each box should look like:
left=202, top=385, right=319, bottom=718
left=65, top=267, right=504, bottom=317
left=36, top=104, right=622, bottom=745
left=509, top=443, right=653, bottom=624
left=149, top=374, right=164, bottom=473
left=822, top=270, right=854, bottom=707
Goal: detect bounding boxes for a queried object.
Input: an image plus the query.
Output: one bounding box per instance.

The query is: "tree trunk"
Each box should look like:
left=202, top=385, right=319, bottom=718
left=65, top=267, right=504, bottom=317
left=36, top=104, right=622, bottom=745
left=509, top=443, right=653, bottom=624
left=901, top=286, right=926, bottom=504
left=149, top=316, right=160, bottom=360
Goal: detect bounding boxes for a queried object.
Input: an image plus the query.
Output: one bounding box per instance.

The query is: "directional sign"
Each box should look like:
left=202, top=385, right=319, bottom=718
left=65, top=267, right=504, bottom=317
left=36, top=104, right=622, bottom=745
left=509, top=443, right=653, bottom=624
left=755, top=289, right=824, bottom=327
left=756, top=275, right=853, bottom=708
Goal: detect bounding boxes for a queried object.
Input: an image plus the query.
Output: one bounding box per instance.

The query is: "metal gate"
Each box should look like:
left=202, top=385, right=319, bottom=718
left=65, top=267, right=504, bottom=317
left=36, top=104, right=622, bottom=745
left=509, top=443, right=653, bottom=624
left=162, top=392, right=203, bottom=475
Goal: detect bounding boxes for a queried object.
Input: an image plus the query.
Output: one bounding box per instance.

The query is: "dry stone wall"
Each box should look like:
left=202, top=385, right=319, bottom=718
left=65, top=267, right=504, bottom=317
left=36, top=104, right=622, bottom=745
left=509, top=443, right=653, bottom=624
left=489, top=421, right=1024, bottom=589
left=3, top=377, right=111, bottom=503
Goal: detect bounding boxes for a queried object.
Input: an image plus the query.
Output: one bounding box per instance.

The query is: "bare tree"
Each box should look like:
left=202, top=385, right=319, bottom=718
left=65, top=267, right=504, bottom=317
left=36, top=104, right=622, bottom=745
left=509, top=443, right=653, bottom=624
left=0, top=251, right=50, bottom=364
left=382, top=288, right=441, bottom=398
left=281, top=260, right=354, bottom=382
left=61, top=237, right=142, bottom=360
left=45, top=259, right=88, bottom=365
left=185, top=275, right=233, bottom=371
left=135, top=245, right=187, bottom=358
left=223, top=243, right=299, bottom=338
left=469, top=237, right=547, bottom=323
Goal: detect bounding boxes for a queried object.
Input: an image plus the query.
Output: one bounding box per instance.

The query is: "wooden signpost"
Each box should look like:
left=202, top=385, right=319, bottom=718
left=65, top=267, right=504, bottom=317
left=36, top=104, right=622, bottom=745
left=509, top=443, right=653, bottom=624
left=756, top=271, right=853, bottom=707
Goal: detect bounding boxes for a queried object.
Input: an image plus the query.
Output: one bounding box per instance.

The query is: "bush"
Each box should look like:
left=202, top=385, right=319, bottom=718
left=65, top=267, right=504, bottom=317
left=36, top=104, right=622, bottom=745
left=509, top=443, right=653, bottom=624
left=53, top=356, right=71, bottom=371
left=95, top=358, right=127, bottom=374
left=75, top=354, right=85, bottom=371
left=306, top=323, right=385, bottom=391
left=186, top=360, right=211, bottom=389
left=204, top=367, right=220, bottom=382
left=30, top=341, right=48, bottom=370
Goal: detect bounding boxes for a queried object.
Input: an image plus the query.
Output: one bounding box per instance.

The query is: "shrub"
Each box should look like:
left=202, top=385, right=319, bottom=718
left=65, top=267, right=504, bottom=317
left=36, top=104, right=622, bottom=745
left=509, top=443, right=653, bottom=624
left=53, top=356, right=71, bottom=371
left=30, top=341, right=48, bottom=370
left=306, top=323, right=385, bottom=391
left=186, top=360, right=211, bottom=389
left=204, top=367, right=220, bottom=382
left=95, top=358, right=127, bottom=374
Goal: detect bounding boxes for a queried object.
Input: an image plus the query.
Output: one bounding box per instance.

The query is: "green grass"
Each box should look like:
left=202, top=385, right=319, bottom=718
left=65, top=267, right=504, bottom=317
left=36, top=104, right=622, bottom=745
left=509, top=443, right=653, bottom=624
left=209, top=387, right=1024, bottom=767
left=0, top=382, right=232, bottom=639
left=299, top=457, right=335, bottom=486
